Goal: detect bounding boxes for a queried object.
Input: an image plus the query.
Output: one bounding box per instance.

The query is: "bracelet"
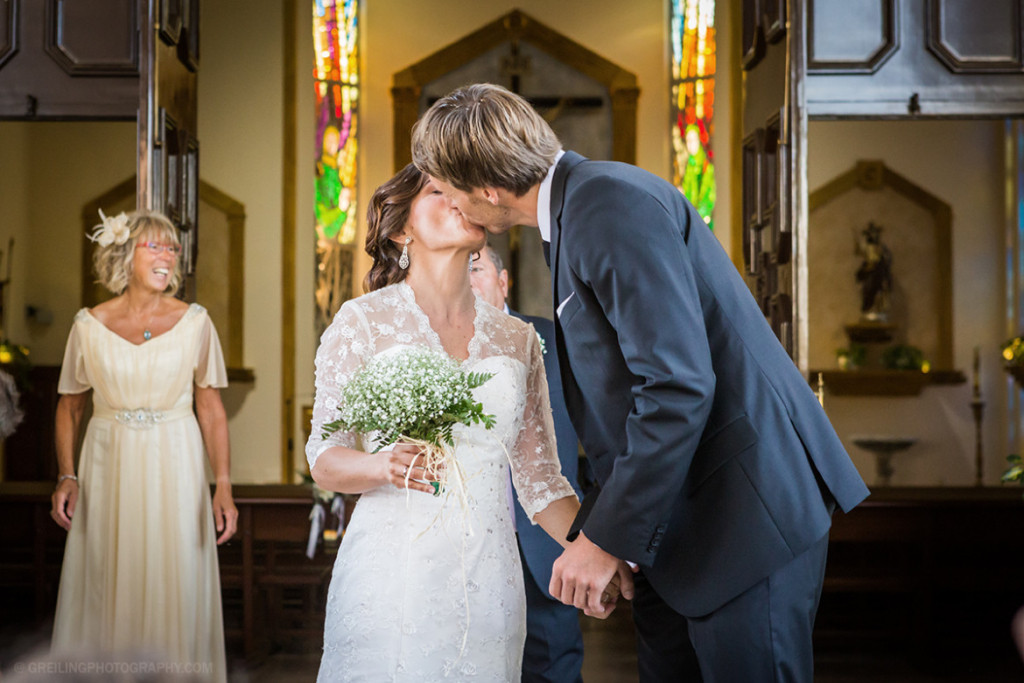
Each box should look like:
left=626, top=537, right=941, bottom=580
left=57, top=474, right=78, bottom=485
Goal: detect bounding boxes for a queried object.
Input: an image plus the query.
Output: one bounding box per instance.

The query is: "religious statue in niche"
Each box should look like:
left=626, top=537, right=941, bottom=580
left=855, top=221, right=893, bottom=322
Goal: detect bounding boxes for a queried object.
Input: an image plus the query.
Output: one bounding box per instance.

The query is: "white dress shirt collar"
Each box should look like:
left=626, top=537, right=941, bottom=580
left=536, top=149, right=565, bottom=243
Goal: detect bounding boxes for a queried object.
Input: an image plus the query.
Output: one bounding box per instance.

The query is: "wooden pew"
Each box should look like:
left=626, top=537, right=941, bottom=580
left=0, top=482, right=336, bottom=662
left=4, top=482, right=1024, bottom=666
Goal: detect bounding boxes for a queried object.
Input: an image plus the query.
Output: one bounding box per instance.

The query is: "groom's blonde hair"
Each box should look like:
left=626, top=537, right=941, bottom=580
left=411, top=83, right=561, bottom=197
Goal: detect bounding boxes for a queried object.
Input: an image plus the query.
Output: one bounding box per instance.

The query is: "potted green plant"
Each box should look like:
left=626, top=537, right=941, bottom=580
left=1003, top=337, right=1024, bottom=386
left=881, top=344, right=930, bottom=372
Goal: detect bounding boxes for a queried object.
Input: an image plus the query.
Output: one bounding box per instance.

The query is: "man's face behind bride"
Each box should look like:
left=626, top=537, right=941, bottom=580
left=402, top=178, right=488, bottom=257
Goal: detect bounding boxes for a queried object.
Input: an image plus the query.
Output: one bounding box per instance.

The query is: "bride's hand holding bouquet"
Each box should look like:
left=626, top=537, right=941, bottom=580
left=323, top=346, right=496, bottom=502
left=384, top=443, right=440, bottom=496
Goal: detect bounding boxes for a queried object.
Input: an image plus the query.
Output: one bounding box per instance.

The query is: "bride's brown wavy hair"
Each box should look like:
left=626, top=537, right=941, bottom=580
left=363, top=163, right=428, bottom=293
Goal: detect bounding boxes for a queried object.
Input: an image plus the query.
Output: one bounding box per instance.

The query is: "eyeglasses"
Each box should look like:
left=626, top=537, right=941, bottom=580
left=137, top=242, right=182, bottom=256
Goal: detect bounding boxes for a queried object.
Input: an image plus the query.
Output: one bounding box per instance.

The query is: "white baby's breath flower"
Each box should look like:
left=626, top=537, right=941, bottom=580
left=324, top=346, right=494, bottom=451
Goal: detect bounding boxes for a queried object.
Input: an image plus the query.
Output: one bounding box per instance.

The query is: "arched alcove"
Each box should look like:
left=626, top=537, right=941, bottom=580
left=390, top=9, right=640, bottom=315
left=80, top=177, right=250, bottom=378
left=391, top=9, right=640, bottom=171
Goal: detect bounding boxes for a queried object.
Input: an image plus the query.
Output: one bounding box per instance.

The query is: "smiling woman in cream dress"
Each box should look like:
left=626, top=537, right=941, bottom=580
left=49, top=210, right=237, bottom=682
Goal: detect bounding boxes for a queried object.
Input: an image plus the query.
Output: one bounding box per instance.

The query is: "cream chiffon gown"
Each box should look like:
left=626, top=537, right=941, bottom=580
left=51, top=303, right=228, bottom=683
left=307, top=282, right=578, bottom=682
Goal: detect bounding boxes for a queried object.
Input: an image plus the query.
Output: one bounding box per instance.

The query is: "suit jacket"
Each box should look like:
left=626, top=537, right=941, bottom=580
left=510, top=310, right=583, bottom=598
left=548, top=151, right=869, bottom=617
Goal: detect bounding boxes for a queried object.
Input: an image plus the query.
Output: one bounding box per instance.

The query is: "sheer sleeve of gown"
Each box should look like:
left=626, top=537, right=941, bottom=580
left=306, top=301, right=374, bottom=472
left=57, top=311, right=91, bottom=395
left=194, top=308, right=229, bottom=389
left=508, top=327, right=578, bottom=521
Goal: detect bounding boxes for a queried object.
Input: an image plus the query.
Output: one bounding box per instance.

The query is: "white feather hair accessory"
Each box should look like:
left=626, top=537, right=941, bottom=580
left=88, top=209, right=131, bottom=247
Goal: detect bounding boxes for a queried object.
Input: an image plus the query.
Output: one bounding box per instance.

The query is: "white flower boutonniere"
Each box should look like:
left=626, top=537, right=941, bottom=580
left=88, top=209, right=131, bottom=247
left=536, top=331, right=547, bottom=355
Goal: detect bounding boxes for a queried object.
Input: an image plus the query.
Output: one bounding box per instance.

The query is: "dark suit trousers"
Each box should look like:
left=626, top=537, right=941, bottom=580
left=631, top=533, right=830, bottom=683
left=519, top=544, right=584, bottom=683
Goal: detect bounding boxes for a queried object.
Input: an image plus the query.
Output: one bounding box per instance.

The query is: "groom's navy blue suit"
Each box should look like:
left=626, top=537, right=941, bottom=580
left=509, top=310, right=584, bottom=683
left=547, top=151, right=869, bottom=681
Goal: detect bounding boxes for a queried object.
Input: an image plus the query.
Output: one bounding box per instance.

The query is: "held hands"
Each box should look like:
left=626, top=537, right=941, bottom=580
left=386, top=443, right=442, bottom=495
left=50, top=479, right=79, bottom=531
left=212, top=483, right=239, bottom=545
left=550, top=531, right=636, bottom=619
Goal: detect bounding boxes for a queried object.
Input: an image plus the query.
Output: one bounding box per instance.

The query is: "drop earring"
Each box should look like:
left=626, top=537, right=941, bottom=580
left=399, top=237, right=411, bottom=269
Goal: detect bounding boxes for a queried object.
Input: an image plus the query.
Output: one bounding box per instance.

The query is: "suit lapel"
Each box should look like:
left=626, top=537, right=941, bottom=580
left=548, top=151, right=587, bottom=429
left=549, top=151, right=585, bottom=307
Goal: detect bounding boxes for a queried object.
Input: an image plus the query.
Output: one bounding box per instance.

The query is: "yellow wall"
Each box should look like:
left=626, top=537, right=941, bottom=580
left=197, top=0, right=287, bottom=482
left=0, top=121, right=136, bottom=365
left=808, top=120, right=1008, bottom=486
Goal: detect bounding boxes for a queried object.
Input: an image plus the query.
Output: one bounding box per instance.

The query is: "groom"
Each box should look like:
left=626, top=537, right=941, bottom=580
left=411, top=83, right=869, bottom=682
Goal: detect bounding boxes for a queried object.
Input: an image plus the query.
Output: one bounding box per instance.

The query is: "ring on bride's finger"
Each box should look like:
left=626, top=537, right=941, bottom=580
left=402, top=465, right=408, bottom=476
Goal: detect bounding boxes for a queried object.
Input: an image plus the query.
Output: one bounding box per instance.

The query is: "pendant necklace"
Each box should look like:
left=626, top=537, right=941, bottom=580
left=143, top=308, right=156, bottom=341
left=132, top=304, right=157, bottom=342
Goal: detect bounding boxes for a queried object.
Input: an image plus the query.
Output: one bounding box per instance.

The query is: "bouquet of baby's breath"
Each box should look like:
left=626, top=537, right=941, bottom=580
left=322, top=346, right=495, bottom=498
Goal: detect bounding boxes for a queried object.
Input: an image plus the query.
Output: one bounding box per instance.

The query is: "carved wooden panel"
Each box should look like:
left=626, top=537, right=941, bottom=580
left=0, top=0, right=17, bottom=69
left=158, top=0, right=183, bottom=46
left=763, top=109, right=791, bottom=265
left=0, top=0, right=138, bottom=118
left=926, top=0, right=1024, bottom=73
left=808, top=0, right=899, bottom=74
left=742, top=129, right=764, bottom=276
left=771, top=293, right=793, bottom=354
left=179, top=0, right=199, bottom=71
left=742, top=0, right=766, bottom=70
left=763, top=0, right=787, bottom=44
left=45, top=0, right=138, bottom=75
left=807, top=0, right=1024, bottom=116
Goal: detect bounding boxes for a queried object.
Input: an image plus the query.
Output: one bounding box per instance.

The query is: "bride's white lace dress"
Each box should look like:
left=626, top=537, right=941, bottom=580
left=306, top=282, right=577, bottom=682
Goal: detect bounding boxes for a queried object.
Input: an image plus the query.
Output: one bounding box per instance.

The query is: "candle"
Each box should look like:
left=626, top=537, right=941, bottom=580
left=973, top=346, right=980, bottom=395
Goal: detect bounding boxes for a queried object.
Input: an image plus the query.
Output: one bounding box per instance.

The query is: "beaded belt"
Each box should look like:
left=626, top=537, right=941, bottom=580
left=93, top=405, right=193, bottom=430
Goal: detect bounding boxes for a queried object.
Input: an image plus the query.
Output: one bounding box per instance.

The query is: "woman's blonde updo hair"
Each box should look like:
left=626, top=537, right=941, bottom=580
left=92, top=210, right=183, bottom=295
left=363, top=163, right=428, bottom=293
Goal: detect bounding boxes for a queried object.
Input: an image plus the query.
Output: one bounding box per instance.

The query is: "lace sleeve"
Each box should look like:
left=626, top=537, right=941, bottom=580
left=306, top=301, right=374, bottom=472
left=509, top=327, right=578, bottom=521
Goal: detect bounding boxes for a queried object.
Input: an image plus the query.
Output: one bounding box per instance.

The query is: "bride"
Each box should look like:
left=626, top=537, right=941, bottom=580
left=306, top=164, right=604, bottom=681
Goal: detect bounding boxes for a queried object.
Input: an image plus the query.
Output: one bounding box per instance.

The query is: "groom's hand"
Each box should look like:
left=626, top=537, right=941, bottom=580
left=550, top=531, right=635, bottom=618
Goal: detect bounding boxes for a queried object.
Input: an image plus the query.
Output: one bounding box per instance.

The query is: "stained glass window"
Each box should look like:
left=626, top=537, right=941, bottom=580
left=314, top=0, right=359, bottom=328
left=671, top=0, right=716, bottom=229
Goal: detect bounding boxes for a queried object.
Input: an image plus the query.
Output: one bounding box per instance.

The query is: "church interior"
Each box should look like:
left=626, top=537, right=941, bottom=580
left=2, top=0, right=1024, bottom=680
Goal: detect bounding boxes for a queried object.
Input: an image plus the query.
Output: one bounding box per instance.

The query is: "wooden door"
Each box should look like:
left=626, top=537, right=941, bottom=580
left=806, top=0, right=1024, bottom=117
left=740, top=0, right=806, bottom=365
left=0, top=0, right=139, bottom=119
left=138, top=0, right=200, bottom=300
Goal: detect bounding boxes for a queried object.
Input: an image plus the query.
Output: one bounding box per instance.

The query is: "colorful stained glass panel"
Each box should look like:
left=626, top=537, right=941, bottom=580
left=314, top=0, right=359, bottom=327
left=671, top=0, right=717, bottom=230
